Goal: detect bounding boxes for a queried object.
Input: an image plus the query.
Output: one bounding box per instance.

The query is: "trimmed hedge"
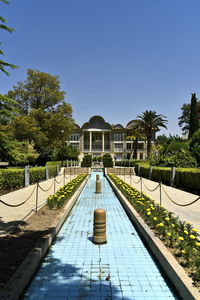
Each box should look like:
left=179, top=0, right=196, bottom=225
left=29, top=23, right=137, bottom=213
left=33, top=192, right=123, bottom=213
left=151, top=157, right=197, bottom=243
left=81, top=155, right=92, bottom=167
left=115, top=160, right=142, bottom=167
left=0, top=165, right=58, bottom=195
left=103, top=154, right=113, bottom=167
left=134, top=162, right=200, bottom=194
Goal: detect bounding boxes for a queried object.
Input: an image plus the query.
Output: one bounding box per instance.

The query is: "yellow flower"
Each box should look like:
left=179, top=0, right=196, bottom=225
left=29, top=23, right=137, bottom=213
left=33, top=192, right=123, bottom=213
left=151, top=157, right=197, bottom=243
left=165, top=217, right=170, bottom=221
left=189, top=235, right=196, bottom=240
left=184, top=230, right=188, bottom=235
left=171, top=224, right=175, bottom=228
left=157, top=223, right=164, bottom=227
left=192, top=228, right=198, bottom=233
left=147, top=212, right=151, bottom=216
left=167, top=232, right=172, bottom=237
left=181, top=250, right=187, bottom=254
left=196, top=242, right=200, bottom=247
left=153, top=217, right=157, bottom=221
left=178, top=236, right=184, bottom=241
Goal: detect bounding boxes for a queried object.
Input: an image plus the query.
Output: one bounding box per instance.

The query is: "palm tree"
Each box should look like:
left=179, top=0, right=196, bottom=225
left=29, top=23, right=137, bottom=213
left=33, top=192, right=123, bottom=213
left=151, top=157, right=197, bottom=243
left=129, top=110, right=168, bottom=157
left=126, top=127, right=146, bottom=159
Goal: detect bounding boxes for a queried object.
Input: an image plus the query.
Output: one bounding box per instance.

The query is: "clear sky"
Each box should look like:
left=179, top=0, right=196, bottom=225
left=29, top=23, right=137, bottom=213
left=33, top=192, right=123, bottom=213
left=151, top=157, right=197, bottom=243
left=1, top=0, right=200, bottom=135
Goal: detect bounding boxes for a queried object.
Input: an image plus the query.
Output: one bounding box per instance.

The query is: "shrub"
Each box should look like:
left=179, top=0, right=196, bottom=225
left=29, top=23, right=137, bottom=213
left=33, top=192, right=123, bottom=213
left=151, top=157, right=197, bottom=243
left=47, top=173, right=87, bottom=209
left=103, top=154, right=113, bottom=167
left=81, top=155, right=92, bottom=167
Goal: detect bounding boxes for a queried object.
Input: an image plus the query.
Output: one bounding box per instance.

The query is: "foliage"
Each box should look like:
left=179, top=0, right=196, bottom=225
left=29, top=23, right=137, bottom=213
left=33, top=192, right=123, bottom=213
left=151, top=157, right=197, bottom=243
left=178, top=97, right=200, bottom=136
left=47, top=173, right=87, bottom=209
left=103, top=154, right=113, bottom=167
left=109, top=173, right=200, bottom=282
left=81, top=155, right=92, bottom=167
left=7, top=69, right=65, bottom=113
left=190, top=129, right=200, bottom=166
left=0, top=165, right=58, bottom=195
left=114, top=159, right=141, bottom=167
left=126, top=127, right=146, bottom=159
left=0, top=0, right=17, bottom=75
left=189, top=93, right=200, bottom=138
left=8, top=69, right=75, bottom=164
left=128, top=110, right=168, bottom=157
left=151, top=134, right=197, bottom=168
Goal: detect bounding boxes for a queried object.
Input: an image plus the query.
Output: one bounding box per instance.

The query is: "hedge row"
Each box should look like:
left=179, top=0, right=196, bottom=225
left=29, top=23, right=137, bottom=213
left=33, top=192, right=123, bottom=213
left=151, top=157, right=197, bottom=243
left=103, top=154, right=113, bottom=167
left=115, top=160, right=142, bottom=167
left=0, top=165, right=58, bottom=195
left=134, top=163, right=200, bottom=194
left=81, top=155, right=92, bottom=167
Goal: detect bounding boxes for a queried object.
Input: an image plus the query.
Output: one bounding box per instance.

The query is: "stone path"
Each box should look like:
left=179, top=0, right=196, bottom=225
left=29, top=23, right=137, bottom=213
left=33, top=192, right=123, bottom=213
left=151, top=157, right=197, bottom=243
left=22, top=172, right=178, bottom=300
left=120, top=174, right=200, bottom=232
left=0, top=169, right=75, bottom=234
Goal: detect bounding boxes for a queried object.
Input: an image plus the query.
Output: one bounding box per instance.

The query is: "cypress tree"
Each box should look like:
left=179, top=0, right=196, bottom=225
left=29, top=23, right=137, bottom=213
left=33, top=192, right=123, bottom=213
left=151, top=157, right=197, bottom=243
left=189, top=93, right=199, bottom=138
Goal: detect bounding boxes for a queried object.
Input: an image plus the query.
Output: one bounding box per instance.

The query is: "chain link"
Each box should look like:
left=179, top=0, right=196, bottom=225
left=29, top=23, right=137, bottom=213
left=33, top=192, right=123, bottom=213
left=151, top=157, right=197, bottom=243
left=0, top=185, right=36, bottom=207
left=38, top=180, right=54, bottom=192
left=162, top=185, right=200, bottom=206
left=142, top=179, right=160, bottom=192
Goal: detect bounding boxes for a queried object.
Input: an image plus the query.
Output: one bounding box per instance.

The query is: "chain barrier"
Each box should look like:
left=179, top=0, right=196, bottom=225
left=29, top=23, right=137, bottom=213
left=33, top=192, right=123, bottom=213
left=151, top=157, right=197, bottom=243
left=0, top=185, right=36, bottom=207
left=162, top=185, right=200, bottom=207
left=132, top=176, right=142, bottom=184
left=38, top=180, right=54, bottom=192
left=142, top=179, right=160, bottom=192
left=54, top=176, right=63, bottom=184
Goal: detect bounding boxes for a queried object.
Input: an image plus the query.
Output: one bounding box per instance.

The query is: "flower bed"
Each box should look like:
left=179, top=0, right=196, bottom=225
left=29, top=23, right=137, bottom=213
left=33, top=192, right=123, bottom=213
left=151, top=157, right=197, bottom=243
left=108, top=173, right=200, bottom=284
left=47, top=173, right=87, bottom=209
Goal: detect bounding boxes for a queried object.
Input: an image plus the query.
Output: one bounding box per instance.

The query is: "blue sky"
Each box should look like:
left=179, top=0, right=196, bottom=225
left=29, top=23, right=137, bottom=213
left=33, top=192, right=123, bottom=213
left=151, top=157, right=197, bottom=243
left=1, top=0, right=200, bottom=135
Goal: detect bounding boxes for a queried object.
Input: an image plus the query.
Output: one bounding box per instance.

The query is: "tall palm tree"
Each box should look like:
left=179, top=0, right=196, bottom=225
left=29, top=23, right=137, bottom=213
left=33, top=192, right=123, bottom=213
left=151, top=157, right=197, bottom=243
left=126, top=127, right=146, bottom=159
left=129, top=110, right=168, bottom=157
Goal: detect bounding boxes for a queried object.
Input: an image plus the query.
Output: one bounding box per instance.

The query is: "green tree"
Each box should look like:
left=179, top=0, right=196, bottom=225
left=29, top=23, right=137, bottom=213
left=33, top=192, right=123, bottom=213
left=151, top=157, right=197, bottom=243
left=128, top=110, right=168, bottom=157
left=188, top=93, right=199, bottom=138
left=178, top=97, right=200, bottom=136
left=7, top=69, right=65, bottom=114
left=190, top=129, right=200, bottom=165
left=0, top=0, right=17, bottom=75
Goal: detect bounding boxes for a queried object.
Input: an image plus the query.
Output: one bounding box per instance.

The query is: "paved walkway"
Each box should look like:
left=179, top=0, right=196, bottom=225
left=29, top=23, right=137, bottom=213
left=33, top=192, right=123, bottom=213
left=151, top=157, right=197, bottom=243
left=0, top=169, right=75, bottom=234
left=119, top=174, right=200, bottom=232
left=22, top=172, right=178, bottom=300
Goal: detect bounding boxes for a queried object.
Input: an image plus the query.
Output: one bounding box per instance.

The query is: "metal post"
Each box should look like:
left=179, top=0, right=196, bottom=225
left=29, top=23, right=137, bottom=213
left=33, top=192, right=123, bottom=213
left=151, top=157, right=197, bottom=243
left=171, top=166, right=176, bottom=187
left=25, top=165, right=30, bottom=187
left=140, top=177, right=142, bottom=195
left=159, top=182, right=162, bottom=206
left=149, top=165, right=153, bottom=180
left=64, top=168, right=65, bottom=185
left=46, top=165, right=49, bottom=180
left=35, top=183, right=39, bottom=212
left=124, top=167, right=125, bottom=182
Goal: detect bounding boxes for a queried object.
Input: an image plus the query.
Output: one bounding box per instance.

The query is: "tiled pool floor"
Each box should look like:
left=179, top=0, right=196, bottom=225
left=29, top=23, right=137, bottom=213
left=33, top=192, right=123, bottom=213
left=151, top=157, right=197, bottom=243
left=22, top=172, right=179, bottom=300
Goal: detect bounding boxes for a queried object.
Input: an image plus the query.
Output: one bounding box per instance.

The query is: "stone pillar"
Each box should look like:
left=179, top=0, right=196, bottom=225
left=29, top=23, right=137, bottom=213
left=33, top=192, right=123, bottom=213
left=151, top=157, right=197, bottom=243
left=102, top=131, right=104, bottom=153
left=25, top=166, right=30, bottom=186
left=93, top=209, right=107, bottom=244
left=89, top=131, right=92, bottom=152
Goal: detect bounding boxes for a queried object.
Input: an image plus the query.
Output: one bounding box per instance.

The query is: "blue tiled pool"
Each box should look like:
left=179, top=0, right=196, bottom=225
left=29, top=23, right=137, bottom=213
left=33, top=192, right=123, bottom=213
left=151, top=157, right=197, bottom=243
left=22, top=172, right=179, bottom=300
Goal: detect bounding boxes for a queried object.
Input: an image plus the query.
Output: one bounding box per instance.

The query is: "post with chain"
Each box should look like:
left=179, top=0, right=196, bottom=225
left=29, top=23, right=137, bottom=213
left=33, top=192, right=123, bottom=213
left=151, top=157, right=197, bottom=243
left=35, top=183, right=39, bottom=212
left=124, top=167, right=125, bottom=182
left=130, top=168, right=131, bottom=185
left=159, top=182, right=162, bottom=206
left=140, top=177, right=142, bottom=195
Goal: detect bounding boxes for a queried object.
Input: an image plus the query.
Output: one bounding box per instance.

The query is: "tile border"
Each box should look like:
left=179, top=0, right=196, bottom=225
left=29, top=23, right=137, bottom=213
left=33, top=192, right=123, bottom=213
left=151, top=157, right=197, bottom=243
left=0, top=175, right=90, bottom=300
left=106, top=173, right=200, bottom=300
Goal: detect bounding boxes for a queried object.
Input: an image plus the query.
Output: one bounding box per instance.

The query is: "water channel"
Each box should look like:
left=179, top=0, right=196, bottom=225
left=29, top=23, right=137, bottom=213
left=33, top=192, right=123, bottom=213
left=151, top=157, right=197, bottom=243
left=22, top=171, right=179, bottom=300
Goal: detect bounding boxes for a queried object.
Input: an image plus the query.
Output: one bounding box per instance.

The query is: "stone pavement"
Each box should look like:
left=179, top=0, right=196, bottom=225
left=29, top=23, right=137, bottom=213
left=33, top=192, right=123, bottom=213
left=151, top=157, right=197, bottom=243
left=0, top=168, right=75, bottom=235
left=22, top=172, right=178, bottom=300
left=120, top=174, right=200, bottom=232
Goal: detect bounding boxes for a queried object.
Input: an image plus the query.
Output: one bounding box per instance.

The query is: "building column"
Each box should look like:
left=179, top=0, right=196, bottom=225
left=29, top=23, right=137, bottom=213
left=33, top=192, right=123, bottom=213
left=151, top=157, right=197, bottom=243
left=89, top=131, right=92, bottom=152
left=102, top=132, right=104, bottom=153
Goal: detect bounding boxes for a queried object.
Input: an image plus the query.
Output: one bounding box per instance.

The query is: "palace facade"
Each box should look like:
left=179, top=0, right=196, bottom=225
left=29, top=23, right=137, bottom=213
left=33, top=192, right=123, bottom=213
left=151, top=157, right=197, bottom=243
left=68, top=115, right=148, bottom=161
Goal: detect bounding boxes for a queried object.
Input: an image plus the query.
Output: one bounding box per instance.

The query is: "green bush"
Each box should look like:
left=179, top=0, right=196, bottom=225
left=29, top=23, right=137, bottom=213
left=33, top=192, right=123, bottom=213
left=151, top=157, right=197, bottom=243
left=0, top=165, right=58, bottom=195
left=103, top=154, right=113, bottom=167
left=81, top=155, right=92, bottom=167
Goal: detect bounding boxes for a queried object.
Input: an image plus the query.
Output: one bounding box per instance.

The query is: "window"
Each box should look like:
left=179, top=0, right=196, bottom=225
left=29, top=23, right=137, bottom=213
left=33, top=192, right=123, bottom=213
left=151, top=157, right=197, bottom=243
left=114, top=143, right=123, bottom=152
left=114, top=133, right=123, bottom=141
left=70, top=132, right=79, bottom=141
left=71, top=143, right=79, bottom=149
left=139, top=153, right=143, bottom=160
left=126, top=143, right=132, bottom=150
